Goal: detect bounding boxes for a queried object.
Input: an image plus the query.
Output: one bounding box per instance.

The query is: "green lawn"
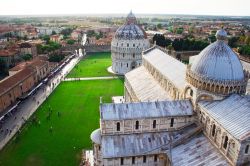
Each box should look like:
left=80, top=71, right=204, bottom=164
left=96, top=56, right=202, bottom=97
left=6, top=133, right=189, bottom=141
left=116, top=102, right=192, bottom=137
left=67, top=52, right=113, bottom=78
left=0, top=79, right=124, bottom=166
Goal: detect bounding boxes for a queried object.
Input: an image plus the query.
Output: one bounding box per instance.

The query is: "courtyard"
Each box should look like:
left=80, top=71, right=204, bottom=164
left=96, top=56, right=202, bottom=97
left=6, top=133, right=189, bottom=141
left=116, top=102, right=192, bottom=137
left=0, top=79, right=124, bottom=166
left=66, top=52, right=113, bottom=78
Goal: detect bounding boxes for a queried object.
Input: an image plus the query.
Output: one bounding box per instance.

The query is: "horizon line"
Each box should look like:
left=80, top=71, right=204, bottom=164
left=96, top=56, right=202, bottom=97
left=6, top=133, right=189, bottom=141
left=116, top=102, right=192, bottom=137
left=0, top=13, right=250, bottom=17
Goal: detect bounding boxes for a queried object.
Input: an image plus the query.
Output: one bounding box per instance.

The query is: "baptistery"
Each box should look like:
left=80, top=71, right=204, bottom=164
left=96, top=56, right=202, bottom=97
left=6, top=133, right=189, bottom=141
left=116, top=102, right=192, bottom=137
left=186, top=29, right=248, bottom=95
left=111, top=11, right=150, bottom=75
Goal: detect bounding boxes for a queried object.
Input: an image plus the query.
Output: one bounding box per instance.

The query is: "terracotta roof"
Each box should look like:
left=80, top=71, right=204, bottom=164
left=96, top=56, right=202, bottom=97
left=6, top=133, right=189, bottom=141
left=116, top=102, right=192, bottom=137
left=0, top=50, right=18, bottom=57
left=19, top=42, right=32, bottom=48
left=9, top=59, right=47, bottom=72
left=0, top=66, right=35, bottom=95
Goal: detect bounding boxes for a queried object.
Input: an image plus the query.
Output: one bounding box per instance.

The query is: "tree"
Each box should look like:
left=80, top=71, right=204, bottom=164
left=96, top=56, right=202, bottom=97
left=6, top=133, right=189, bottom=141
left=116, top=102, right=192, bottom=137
left=67, top=39, right=76, bottom=45
left=157, top=23, right=162, bottom=29
left=153, top=34, right=165, bottom=47
left=228, top=37, right=239, bottom=48
left=245, top=36, right=250, bottom=45
left=176, top=28, right=183, bottom=34
left=238, top=45, right=250, bottom=56
left=52, top=30, right=57, bottom=35
left=0, top=59, right=8, bottom=75
left=61, top=28, right=73, bottom=36
left=43, top=35, right=50, bottom=44
left=22, top=54, right=32, bottom=61
left=48, top=54, right=65, bottom=62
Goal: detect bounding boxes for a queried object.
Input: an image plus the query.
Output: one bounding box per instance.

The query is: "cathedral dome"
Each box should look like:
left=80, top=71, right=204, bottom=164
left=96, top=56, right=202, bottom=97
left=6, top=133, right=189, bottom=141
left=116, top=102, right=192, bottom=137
left=114, top=11, right=147, bottom=40
left=190, top=29, right=244, bottom=81
left=186, top=28, right=247, bottom=95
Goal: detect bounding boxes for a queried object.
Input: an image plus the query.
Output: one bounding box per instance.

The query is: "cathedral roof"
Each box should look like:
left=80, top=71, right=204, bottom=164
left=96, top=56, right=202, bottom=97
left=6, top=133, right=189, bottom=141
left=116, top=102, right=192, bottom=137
left=199, top=94, right=250, bottom=141
left=143, top=47, right=187, bottom=90
left=114, top=11, right=147, bottom=40
left=125, top=66, right=171, bottom=101
left=190, top=29, right=244, bottom=82
left=172, top=133, right=229, bottom=166
left=101, top=124, right=199, bottom=158
left=100, top=100, right=193, bottom=120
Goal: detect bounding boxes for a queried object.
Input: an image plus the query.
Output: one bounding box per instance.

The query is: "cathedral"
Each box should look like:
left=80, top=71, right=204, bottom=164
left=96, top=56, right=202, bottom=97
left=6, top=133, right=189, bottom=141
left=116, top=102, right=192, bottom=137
left=110, top=11, right=150, bottom=75
left=90, top=27, right=250, bottom=165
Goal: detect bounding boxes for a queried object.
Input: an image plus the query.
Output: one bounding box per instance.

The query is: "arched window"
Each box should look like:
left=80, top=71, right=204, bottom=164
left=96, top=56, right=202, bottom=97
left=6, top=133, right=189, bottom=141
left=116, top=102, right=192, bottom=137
left=120, top=158, right=124, bottom=165
left=190, top=89, right=193, bottom=96
left=143, top=155, right=146, bottom=163
left=116, top=122, right=120, bottom=131
left=133, top=54, right=135, bottom=58
left=212, top=124, right=216, bottom=137
left=153, top=120, right=156, bottom=128
left=127, top=63, right=128, bottom=68
left=132, top=156, right=135, bottom=164
left=245, top=145, right=249, bottom=154
left=154, top=155, right=157, bottom=162
left=170, top=118, right=174, bottom=127
left=133, top=43, right=135, bottom=47
left=123, top=53, right=124, bottom=57
left=127, top=43, right=129, bottom=47
left=135, top=121, right=139, bottom=130
left=223, top=136, right=228, bottom=149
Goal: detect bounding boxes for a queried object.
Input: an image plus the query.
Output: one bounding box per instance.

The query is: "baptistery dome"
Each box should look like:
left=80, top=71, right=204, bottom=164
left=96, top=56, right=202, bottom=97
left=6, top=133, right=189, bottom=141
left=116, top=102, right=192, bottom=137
left=186, top=29, right=247, bottom=95
left=114, top=12, right=146, bottom=40
left=111, top=11, right=150, bottom=75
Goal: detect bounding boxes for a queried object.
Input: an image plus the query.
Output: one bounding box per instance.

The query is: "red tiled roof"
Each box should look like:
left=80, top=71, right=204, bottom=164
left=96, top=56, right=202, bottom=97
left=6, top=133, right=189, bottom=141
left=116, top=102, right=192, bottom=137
left=0, top=50, right=18, bottom=57
left=9, top=59, right=47, bottom=72
left=0, top=66, right=35, bottom=95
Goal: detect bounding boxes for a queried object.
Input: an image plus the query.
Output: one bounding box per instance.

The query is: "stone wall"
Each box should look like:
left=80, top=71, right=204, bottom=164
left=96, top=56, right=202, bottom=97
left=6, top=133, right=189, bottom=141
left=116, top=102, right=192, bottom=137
left=102, top=154, right=168, bottom=166
left=111, top=38, right=150, bottom=75
left=197, top=106, right=250, bottom=166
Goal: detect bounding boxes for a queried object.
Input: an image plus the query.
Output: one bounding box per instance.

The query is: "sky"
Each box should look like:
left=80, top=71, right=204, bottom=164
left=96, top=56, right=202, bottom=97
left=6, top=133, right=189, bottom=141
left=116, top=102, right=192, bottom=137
left=0, top=0, right=250, bottom=16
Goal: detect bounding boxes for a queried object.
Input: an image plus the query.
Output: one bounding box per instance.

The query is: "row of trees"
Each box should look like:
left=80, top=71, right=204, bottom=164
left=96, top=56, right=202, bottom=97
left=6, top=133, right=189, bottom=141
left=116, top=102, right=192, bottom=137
left=153, top=34, right=209, bottom=51
left=48, top=54, right=65, bottom=62
left=37, top=41, right=61, bottom=54
left=238, top=45, right=250, bottom=56
left=87, top=30, right=104, bottom=40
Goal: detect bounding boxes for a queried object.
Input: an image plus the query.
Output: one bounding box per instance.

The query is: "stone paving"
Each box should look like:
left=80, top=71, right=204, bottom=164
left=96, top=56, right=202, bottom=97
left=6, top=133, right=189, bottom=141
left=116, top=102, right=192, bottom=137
left=63, top=76, right=120, bottom=81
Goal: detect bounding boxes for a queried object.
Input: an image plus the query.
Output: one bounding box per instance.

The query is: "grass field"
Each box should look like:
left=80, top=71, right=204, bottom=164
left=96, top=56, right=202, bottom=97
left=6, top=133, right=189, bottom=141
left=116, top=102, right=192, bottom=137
left=0, top=79, right=124, bottom=166
left=67, top=52, right=113, bottom=78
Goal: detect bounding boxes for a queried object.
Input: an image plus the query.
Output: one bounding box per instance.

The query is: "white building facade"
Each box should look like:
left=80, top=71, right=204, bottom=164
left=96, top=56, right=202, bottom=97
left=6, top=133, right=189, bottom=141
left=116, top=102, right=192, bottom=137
left=111, top=12, right=150, bottom=75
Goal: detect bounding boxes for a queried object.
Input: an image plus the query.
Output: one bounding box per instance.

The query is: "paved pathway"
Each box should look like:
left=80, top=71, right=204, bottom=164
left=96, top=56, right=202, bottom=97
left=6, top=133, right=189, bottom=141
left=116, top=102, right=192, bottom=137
left=63, top=76, right=120, bottom=81
left=0, top=54, right=82, bottom=150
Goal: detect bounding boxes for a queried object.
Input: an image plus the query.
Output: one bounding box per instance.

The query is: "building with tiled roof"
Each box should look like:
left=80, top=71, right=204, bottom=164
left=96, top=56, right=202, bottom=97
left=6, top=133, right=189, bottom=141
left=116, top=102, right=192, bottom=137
left=0, top=49, right=19, bottom=68
left=0, top=58, right=50, bottom=114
